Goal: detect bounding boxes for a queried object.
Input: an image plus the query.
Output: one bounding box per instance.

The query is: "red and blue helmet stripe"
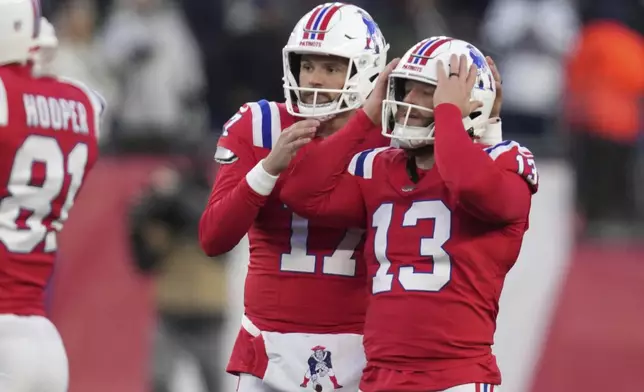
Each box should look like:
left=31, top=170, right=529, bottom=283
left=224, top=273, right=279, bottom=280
left=302, top=3, right=345, bottom=41
left=407, top=37, right=452, bottom=66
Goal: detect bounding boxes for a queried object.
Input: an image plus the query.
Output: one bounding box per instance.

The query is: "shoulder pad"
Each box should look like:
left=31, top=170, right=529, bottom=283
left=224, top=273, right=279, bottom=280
left=56, top=76, right=107, bottom=116
left=348, top=147, right=391, bottom=179
left=485, top=140, right=538, bottom=192
left=213, top=146, right=238, bottom=165
left=223, top=100, right=282, bottom=149
left=56, top=76, right=106, bottom=138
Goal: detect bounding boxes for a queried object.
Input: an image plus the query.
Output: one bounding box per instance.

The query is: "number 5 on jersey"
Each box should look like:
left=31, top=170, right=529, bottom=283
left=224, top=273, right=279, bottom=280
left=0, top=135, right=89, bottom=253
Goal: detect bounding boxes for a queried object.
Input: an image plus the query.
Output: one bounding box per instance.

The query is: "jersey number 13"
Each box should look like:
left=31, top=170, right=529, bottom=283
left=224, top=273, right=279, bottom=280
left=372, top=200, right=452, bottom=294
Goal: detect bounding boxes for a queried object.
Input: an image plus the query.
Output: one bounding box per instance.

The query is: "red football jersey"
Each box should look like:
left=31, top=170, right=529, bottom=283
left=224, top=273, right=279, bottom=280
left=281, top=105, right=539, bottom=391
left=199, top=100, right=388, bottom=333
left=0, top=65, right=103, bottom=316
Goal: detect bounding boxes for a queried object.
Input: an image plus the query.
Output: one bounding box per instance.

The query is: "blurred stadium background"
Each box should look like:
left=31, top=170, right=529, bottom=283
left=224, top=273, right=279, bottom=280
left=39, top=0, right=643, bottom=391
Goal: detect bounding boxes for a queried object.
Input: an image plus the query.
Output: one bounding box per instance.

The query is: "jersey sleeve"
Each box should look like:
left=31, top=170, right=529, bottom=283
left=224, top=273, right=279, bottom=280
left=433, top=104, right=537, bottom=224
left=281, top=109, right=379, bottom=228
left=199, top=103, right=279, bottom=256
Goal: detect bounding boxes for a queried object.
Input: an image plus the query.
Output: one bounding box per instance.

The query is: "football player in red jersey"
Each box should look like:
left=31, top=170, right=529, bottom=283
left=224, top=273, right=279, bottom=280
left=0, top=1, right=104, bottom=391
left=281, top=38, right=538, bottom=392
left=198, top=3, right=390, bottom=391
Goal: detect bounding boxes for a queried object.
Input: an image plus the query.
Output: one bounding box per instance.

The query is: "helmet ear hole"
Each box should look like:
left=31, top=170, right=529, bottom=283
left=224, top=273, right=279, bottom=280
left=387, top=113, right=396, bottom=130
left=288, top=53, right=301, bottom=102
left=289, top=53, right=301, bottom=77
left=393, top=77, right=406, bottom=102
left=338, top=59, right=356, bottom=110
left=350, top=63, right=358, bottom=78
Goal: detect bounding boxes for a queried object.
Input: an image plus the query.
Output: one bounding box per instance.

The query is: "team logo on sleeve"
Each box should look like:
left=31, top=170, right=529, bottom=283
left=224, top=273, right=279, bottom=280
left=300, top=345, right=343, bottom=391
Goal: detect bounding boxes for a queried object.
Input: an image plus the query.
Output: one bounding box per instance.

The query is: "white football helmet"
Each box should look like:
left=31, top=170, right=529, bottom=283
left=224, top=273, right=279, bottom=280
left=283, top=2, right=388, bottom=119
left=382, top=37, right=496, bottom=148
left=0, top=0, right=41, bottom=66
left=31, top=17, right=58, bottom=76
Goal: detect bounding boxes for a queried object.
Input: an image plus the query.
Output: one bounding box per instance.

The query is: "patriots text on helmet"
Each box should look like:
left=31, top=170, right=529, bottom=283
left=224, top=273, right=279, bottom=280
left=299, top=40, right=322, bottom=47
left=402, top=64, right=423, bottom=73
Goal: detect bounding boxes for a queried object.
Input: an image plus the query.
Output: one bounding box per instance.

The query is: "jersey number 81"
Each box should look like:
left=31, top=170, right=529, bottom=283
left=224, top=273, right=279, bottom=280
left=0, top=135, right=89, bottom=253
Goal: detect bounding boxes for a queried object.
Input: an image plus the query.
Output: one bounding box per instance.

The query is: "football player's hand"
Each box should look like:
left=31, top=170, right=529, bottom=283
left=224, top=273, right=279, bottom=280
left=363, top=58, right=400, bottom=125
left=486, top=56, right=502, bottom=118
left=262, top=119, right=319, bottom=175
left=434, top=54, right=479, bottom=117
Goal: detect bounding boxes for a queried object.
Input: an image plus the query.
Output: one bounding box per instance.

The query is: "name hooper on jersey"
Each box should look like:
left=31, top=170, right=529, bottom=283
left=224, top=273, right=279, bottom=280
left=23, top=93, right=89, bottom=134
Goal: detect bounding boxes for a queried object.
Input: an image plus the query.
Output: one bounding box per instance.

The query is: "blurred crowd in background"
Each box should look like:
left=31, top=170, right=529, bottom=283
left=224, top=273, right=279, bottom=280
left=42, top=0, right=644, bottom=233
left=40, top=0, right=643, bottom=391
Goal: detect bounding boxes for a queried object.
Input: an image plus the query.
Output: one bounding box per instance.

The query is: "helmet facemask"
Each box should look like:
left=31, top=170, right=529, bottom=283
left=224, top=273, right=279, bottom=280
left=283, top=50, right=378, bottom=120
left=281, top=3, right=388, bottom=119
left=382, top=75, right=437, bottom=149
left=382, top=74, right=491, bottom=149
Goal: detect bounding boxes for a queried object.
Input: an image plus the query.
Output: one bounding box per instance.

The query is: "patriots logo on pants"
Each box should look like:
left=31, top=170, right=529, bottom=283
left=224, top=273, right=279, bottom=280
left=300, top=345, right=343, bottom=390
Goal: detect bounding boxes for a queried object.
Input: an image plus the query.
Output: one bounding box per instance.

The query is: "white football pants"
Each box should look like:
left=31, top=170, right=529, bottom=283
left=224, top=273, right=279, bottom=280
left=0, top=315, right=68, bottom=392
left=236, top=373, right=279, bottom=392
left=241, top=372, right=499, bottom=392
